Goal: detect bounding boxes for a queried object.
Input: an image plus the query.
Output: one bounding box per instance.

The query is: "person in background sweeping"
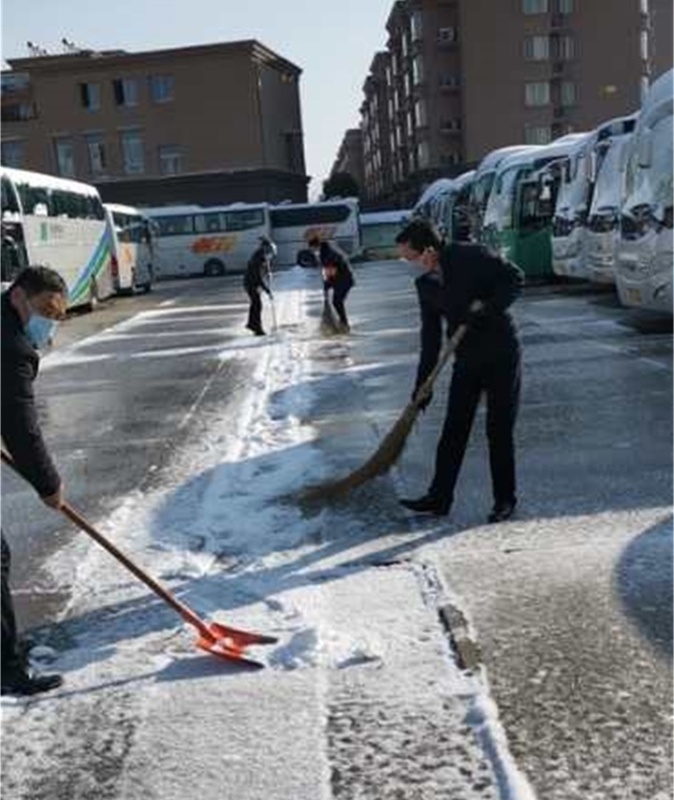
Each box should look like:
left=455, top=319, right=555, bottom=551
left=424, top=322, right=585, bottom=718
left=244, top=236, right=274, bottom=336
left=395, top=219, right=524, bottom=523
left=308, top=236, right=354, bottom=333
left=1, top=266, right=67, bottom=696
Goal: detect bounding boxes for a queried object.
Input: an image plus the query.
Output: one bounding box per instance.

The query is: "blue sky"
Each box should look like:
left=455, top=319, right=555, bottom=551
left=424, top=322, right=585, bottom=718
left=1, top=0, right=394, bottom=197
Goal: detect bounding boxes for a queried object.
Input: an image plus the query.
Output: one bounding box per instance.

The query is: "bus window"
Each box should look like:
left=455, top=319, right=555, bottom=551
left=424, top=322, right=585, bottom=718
left=194, top=212, right=226, bottom=233
left=155, top=214, right=195, bottom=236
left=225, top=208, right=266, bottom=231
left=1, top=175, right=20, bottom=216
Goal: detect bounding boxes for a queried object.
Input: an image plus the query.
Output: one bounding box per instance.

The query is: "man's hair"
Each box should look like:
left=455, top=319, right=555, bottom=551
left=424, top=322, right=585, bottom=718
left=11, top=266, right=68, bottom=297
left=307, top=236, right=321, bottom=248
left=395, top=219, right=442, bottom=253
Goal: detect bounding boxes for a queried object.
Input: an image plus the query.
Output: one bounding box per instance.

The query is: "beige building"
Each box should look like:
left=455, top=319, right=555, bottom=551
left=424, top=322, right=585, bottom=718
left=1, top=40, right=309, bottom=206
left=355, top=0, right=673, bottom=208
left=330, top=128, right=366, bottom=194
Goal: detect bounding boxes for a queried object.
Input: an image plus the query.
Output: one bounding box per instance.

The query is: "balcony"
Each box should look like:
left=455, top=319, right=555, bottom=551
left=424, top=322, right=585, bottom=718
left=1, top=102, right=38, bottom=122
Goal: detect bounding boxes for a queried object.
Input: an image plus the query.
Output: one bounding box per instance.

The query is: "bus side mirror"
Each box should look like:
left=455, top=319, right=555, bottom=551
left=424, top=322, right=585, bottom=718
left=637, top=131, right=653, bottom=168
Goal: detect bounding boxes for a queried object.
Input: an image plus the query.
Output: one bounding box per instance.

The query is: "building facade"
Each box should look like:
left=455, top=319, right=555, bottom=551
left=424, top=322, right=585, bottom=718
left=330, top=128, right=366, bottom=194
left=350, top=0, right=673, bottom=208
left=1, top=40, right=309, bottom=206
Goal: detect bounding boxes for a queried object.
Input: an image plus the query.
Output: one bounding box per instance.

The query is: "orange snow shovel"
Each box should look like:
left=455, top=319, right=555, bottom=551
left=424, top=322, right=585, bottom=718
left=1, top=450, right=277, bottom=668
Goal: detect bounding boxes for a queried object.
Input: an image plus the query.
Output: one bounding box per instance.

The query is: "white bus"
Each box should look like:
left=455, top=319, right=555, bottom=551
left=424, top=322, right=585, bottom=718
left=585, top=131, right=635, bottom=285
left=551, top=115, right=636, bottom=281
left=269, top=198, right=361, bottom=267
left=104, top=203, right=154, bottom=293
left=1, top=166, right=113, bottom=309
left=143, top=203, right=271, bottom=278
left=359, top=209, right=411, bottom=260
left=616, top=68, right=673, bottom=313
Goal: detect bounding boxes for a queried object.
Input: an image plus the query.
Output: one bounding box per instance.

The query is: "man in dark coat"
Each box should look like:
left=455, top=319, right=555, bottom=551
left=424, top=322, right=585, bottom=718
left=395, top=219, right=524, bottom=523
left=309, top=237, right=355, bottom=333
left=1, top=265, right=68, bottom=695
left=244, top=237, right=274, bottom=336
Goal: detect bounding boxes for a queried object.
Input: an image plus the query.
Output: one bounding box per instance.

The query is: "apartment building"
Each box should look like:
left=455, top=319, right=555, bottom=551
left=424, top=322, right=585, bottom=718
left=354, top=0, right=672, bottom=208
left=1, top=40, right=309, bottom=206
left=330, top=128, right=366, bottom=193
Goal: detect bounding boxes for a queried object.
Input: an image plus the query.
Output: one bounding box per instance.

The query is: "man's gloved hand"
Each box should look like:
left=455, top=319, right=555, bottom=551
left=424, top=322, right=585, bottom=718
left=465, top=299, right=486, bottom=327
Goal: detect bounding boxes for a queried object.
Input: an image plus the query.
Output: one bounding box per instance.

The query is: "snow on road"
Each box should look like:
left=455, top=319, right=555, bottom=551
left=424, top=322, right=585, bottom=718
left=2, top=268, right=535, bottom=799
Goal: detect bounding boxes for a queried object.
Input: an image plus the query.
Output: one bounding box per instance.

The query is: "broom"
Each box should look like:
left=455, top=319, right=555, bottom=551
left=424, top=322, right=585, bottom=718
left=300, top=320, right=469, bottom=503
left=320, top=294, right=340, bottom=335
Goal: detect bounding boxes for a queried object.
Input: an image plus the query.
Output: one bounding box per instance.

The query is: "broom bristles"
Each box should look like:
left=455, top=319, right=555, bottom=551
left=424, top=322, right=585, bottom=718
left=298, top=323, right=468, bottom=505
left=300, top=402, right=420, bottom=502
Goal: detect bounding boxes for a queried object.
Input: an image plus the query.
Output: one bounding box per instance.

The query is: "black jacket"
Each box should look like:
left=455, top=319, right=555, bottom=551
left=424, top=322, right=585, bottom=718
left=243, top=246, right=271, bottom=294
left=414, top=242, right=524, bottom=391
left=1, top=293, right=60, bottom=497
left=319, top=242, right=354, bottom=290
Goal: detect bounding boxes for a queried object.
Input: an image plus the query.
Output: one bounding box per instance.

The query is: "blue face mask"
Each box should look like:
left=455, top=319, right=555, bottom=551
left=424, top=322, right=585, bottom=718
left=25, top=313, right=57, bottom=350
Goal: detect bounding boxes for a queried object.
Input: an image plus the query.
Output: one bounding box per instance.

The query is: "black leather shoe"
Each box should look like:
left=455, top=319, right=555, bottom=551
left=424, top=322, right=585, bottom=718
left=1, top=670, right=63, bottom=696
left=488, top=500, right=517, bottom=524
left=399, top=494, right=450, bottom=516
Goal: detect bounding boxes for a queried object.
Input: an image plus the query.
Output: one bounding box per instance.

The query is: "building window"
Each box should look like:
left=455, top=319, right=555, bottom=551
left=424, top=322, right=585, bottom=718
left=53, top=137, right=75, bottom=177
left=552, top=34, right=575, bottom=59
left=560, top=81, right=576, bottom=106
left=149, top=74, right=174, bottom=104
left=523, top=35, right=550, bottom=60
left=438, top=27, right=457, bottom=43
left=120, top=130, right=144, bottom=174
left=412, top=55, right=424, bottom=85
left=404, top=73, right=411, bottom=97
left=85, top=133, right=106, bottom=176
left=523, top=0, right=548, bottom=12
left=402, top=32, right=409, bottom=58
left=415, top=99, right=428, bottom=128
left=1, top=140, right=24, bottom=168
left=79, top=82, right=100, bottom=111
left=640, top=0, right=648, bottom=12
left=525, top=81, right=550, bottom=106
left=1, top=103, right=37, bottom=122
left=525, top=125, right=552, bottom=144
left=640, top=30, right=649, bottom=60
left=440, top=118, right=462, bottom=132
left=411, top=11, right=423, bottom=41
left=439, top=74, right=460, bottom=89
left=406, top=112, right=414, bottom=138
left=557, top=0, right=573, bottom=12
left=440, top=152, right=461, bottom=166
left=417, top=140, right=430, bottom=169
left=113, top=78, right=139, bottom=107
left=158, top=145, right=183, bottom=176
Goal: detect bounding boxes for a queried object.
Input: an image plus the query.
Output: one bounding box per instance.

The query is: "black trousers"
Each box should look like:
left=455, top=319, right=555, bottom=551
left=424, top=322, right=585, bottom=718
left=429, top=348, right=521, bottom=507
left=246, top=286, right=263, bottom=333
left=330, top=282, right=352, bottom=327
left=1, top=535, right=20, bottom=673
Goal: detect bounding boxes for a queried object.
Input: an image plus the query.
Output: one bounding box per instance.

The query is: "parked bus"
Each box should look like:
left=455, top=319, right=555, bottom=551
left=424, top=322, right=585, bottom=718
left=359, top=209, right=411, bottom=260
left=143, top=203, right=270, bottom=278
left=1, top=166, right=113, bottom=309
left=468, top=145, right=532, bottom=242
left=482, top=135, right=588, bottom=280
left=551, top=115, right=637, bottom=281
left=616, top=68, right=673, bottom=313
left=104, top=203, right=154, bottom=293
left=269, top=198, right=361, bottom=267
left=586, top=131, right=635, bottom=285
left=432, top=170, right=476, bottom=242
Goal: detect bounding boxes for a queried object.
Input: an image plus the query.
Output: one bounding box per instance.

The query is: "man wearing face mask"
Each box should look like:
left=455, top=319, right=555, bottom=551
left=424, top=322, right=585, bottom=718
left=1, top=265, right=67, bottom=695
left=395, top=219, right=524, bottom=524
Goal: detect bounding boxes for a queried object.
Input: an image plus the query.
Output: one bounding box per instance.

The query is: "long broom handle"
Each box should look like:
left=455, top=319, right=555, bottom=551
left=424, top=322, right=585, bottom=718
left=0, top=449, right=212, bottom=640
left=412, top=322, right=468, bottom=406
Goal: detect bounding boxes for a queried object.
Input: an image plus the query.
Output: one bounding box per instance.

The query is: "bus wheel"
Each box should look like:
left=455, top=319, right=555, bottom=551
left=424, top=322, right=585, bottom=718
left=204, top=259, right=226, bottom=277
left=297, top=249, right=318, bottom=268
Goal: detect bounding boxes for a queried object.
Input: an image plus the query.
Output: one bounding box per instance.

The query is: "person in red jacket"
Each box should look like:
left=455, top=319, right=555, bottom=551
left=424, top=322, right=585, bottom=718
left=1, top=266, right=67, bottom=695
left=309, top=236, right=354, bottom=333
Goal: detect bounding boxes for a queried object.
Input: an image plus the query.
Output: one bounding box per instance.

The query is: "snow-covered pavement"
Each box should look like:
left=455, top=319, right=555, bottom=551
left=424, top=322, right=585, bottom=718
left=2, top=263, right=671, bottom=799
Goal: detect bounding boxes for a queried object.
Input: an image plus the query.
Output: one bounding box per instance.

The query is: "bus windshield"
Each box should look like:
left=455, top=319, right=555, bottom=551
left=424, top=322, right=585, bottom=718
left=628, top=114, right=673, bottom=216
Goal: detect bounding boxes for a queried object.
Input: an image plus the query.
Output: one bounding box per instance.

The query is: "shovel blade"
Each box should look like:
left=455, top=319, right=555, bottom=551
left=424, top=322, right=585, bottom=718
left=196, top=636, right=265, bottom=669
left=207, top=621, right=278, bottom=648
